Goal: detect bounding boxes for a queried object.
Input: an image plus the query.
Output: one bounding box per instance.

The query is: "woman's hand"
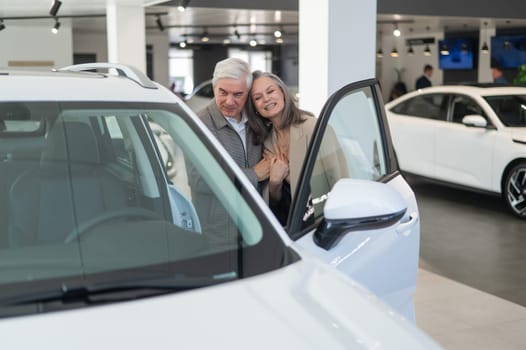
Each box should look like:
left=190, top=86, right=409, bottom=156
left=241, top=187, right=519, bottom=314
left=268, top=152, right=289, bottom=201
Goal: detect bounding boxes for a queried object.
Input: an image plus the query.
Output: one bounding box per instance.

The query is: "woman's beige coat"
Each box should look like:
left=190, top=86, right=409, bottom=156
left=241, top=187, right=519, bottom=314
left=262, top=115, right=316, bottom=202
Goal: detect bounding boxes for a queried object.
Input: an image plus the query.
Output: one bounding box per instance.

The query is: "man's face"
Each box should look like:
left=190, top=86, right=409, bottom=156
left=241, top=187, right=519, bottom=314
left=213, top=78, right=249, bottom=120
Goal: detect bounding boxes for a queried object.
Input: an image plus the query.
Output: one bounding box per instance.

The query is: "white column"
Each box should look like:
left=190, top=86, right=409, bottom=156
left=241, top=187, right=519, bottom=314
left=478, top=20, right=496, bottom=83
left=106, top=4, right=146, bottom=73
left=298, top=0, right=377, bottom=115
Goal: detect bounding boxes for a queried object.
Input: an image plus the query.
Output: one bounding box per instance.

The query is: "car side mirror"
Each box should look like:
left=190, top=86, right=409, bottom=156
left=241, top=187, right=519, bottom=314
left=462, top=114, right=487, bottom=128
left=313, top=179, right=407, bottom=250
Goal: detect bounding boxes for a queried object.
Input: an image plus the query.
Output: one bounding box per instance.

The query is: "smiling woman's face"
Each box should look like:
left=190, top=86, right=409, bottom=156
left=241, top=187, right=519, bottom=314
left=251, top=76, right=285, bottom=120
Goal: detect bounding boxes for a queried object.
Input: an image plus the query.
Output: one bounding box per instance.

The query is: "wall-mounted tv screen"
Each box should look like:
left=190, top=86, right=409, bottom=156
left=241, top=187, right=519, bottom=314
left=491, top=35, right=526, bottom=68
left=438, top=38, right=474, bottom=70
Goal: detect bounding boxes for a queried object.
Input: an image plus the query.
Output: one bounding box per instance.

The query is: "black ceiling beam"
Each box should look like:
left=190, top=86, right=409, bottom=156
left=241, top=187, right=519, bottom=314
left=146, top=22, right=298, bottom=30
left=0, top=12, right=168, bottom=21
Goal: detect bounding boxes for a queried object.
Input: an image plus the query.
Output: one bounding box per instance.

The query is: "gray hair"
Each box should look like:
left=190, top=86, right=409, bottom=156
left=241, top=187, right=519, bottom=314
left=212, top=57, right=252, bottom=89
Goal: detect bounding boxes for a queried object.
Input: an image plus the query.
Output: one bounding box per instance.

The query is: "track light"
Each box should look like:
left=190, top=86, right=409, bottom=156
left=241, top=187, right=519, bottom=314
left=0, top=20, right=5, bottom=32
left=51, top=18, right=60, bottom=34
left=393, top=24, right=401, bottom=37
left=481, top=41, right=489, bottom=54
left=234, top=28, right=241, bottom=40
left=249, top=38, right=257, bottom=47
left=156, top=15, right=164, bottom=31
left=424, top=44, right=431, bottom=56
left=201, top=29, right=209, bottom=42
left=177, top=0, right=190, bottom=12
left=178, top=40, right=187, bottom=48
left=423, top=26, right=432, bottom=56
left=49, top=0, right=62, bottom=17
left=440, top=44, right=450, bottom=55
left=481, top=21, right=489, bottom=54
left=274, top=28, right=282, bottom=38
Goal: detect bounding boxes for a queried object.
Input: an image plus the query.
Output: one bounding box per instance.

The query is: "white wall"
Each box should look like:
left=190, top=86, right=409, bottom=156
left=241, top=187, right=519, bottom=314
left=73, top=30, right=109, bottom=62
left=0, top=19, right=73, bottom=69
left=147, top=31, right=170, bottom=88
left=377, top=29, right=443, bottom=101
left=73, top=29, right=170, bottom=88
left=0, top=19, right=169, bottom=88
left=377, top=25, right=498, bottom=101
left=478, top=21, right=496, bottom=83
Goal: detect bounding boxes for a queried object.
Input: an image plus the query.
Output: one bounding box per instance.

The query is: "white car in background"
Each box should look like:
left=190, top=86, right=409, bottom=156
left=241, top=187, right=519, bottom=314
left=385, top=84, right=526, bottom=218
left=0, top=64, right=434, bottom=348
left=184, top=79, right=213, bottom=112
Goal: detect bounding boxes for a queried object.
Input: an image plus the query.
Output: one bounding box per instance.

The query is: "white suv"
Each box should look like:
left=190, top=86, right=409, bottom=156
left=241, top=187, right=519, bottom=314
left=0, top=63, right=435, bottom=348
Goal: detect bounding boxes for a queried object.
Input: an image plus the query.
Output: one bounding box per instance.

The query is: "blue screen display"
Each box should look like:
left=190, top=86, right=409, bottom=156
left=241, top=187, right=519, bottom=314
left=491, top=35, right=526, bottom=68
left=438, top=38, right=474, bottom=70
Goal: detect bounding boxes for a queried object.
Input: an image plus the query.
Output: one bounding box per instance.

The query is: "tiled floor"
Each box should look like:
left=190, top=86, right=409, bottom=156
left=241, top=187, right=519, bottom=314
left=414, top=268, right=526, bottom=350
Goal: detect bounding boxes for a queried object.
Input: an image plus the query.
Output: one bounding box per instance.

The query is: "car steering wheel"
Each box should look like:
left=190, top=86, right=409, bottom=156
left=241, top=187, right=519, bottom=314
left=64, top=207, right=162, bottom=243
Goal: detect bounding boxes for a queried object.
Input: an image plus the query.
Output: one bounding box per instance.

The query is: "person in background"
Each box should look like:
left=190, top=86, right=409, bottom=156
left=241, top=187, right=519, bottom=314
left=492, top=64, right=509, bottom=84
left=415, top=64, right=433, bottom=90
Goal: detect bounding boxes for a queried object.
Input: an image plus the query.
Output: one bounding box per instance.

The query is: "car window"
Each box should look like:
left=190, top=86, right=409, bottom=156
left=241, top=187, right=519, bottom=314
left=195, top=81, right=214, bottom=98
left=484, top=94, right=526, bottom=127
left=297, top=85, right=390, bottom=224
left=391, top=94, right=448, bottom=121
left=450, top=94, right=486, bottom=124
left=0, top=102, right=45, bottom=136
left=0, top=102, right=295, bottom=313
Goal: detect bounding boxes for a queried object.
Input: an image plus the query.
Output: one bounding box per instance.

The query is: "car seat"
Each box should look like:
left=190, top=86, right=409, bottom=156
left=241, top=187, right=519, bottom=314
left=8, top=120, right=128, bottom=247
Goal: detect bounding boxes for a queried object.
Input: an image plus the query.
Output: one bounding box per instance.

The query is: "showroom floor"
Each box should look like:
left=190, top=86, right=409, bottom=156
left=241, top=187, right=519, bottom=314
left=414, top=268, right=526, bottom=349
left=408, top=175, right=526, bottom=349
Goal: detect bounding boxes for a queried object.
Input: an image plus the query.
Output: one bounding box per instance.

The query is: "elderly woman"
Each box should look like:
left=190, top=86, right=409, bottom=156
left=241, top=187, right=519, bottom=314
left=247, top=71, right=316, bottom=224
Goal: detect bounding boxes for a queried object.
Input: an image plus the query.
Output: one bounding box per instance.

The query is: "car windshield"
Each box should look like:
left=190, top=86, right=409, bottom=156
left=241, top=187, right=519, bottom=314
left=0, top=101, right=296, bottom=316
left=484, top=94, right=526, bottom=127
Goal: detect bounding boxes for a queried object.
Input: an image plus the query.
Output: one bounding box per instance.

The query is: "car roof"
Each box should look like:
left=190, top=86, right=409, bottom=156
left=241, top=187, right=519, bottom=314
left=386, top=84, right=526, bottom=107
left=0, top=65, right=178, bottom=104
left=411, top=84, right=526, bottom=95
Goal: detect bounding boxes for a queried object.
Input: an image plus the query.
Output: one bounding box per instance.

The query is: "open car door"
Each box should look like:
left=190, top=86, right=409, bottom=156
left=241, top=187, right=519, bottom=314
left=288, top=79, right=420, bottom=321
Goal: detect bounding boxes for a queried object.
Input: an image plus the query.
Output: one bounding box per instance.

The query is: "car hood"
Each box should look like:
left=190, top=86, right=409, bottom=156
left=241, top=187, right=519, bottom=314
left=0, top=257, right=439, bottom=349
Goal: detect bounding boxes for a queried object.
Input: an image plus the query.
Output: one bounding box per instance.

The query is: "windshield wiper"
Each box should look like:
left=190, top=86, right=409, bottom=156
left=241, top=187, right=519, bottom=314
left=0, top=274, right=235, bottom=307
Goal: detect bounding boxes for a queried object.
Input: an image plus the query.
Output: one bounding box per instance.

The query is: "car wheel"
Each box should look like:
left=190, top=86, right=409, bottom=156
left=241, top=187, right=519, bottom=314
left=504, top=162, right=526, bottom=219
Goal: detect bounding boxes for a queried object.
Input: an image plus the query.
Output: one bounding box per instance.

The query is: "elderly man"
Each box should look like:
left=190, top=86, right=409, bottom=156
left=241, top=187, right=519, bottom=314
left=188, top=58, right=269, bottom=247
left=196, top=57, right=269, bottom=185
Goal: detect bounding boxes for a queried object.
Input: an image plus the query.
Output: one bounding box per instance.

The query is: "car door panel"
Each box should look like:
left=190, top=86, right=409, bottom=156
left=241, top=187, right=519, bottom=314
left=434, top=122, right=496, bottom=189
left=434, top=95, right=497, bottom=190
left=289, top=80, right=420, bottom=321
left=389, top=114, right=436, bottom=177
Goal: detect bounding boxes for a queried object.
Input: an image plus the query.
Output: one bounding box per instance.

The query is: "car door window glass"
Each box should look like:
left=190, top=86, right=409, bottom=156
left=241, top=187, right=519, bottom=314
left=392, top=94, right=448, bottom=121
left=308, top=86, right=388, bottom=219
left=485, top=95, right=526, bottom=127
left=450, top=95, right=485, bottom=124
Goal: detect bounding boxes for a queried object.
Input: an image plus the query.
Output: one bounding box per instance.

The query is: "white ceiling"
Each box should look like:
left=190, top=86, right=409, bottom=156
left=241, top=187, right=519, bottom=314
left=1, top=1, right=526, bottom=45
